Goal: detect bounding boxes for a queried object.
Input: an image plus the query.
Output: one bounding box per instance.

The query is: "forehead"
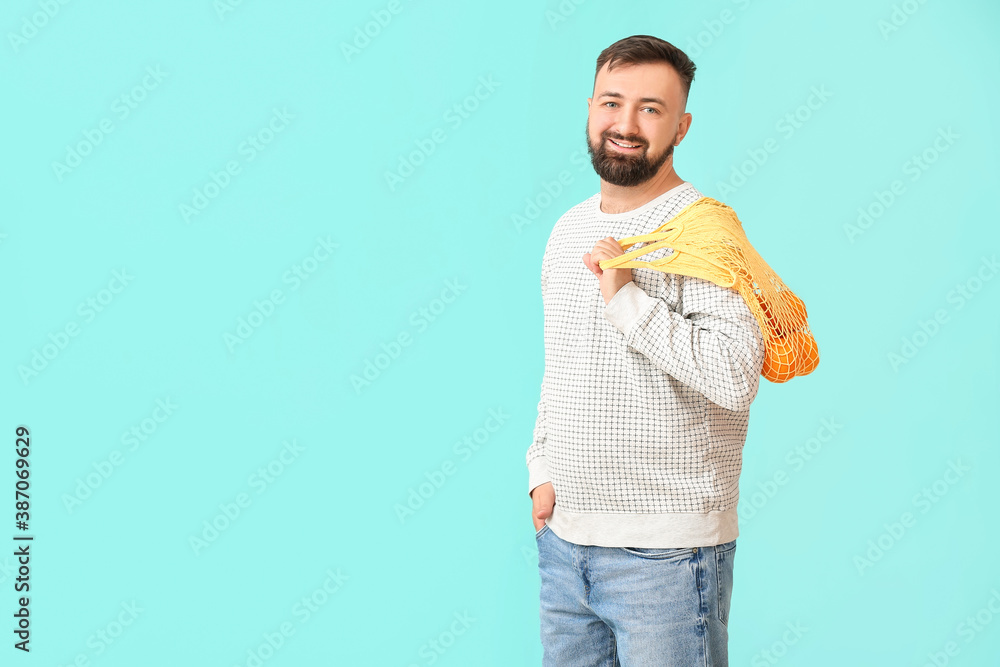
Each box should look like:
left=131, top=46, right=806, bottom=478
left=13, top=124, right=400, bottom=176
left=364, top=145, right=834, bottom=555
left=593, top=61, right=682, bottom=102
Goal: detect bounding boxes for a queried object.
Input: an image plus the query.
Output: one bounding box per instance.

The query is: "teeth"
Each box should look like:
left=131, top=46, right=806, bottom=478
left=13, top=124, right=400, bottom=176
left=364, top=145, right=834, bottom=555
left=610, top=139, right=639, bottom=148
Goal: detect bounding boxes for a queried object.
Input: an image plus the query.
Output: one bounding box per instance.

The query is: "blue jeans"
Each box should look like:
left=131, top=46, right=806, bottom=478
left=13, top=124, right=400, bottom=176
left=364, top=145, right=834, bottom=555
left=536, top=524, right=735, bottom=666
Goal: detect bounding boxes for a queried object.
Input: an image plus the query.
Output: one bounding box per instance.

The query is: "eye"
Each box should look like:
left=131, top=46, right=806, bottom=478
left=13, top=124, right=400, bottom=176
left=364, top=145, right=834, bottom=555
left=642, top=107, right=659, bottom=114
left=604, top=101, right=618, bottom=108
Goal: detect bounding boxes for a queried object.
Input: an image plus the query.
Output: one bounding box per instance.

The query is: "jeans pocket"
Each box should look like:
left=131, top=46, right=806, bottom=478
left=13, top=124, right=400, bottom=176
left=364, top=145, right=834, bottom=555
left=715, top=540, right=736, bottom=626
left=535, top=523, right=549, bottom=539
left=620, top=546, right=694, bottom=561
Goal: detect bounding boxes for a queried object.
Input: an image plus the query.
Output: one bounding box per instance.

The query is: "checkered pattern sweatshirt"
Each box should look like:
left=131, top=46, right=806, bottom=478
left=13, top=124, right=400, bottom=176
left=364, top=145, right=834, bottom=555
left=526, top=182, right=766, bottom=548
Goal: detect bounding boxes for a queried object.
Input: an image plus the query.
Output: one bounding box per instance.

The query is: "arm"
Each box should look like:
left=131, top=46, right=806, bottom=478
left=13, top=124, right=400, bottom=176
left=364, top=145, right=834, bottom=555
left=526, top=256, right=552, bottom=496
left=602, top=276, right=766, bottom=412
left=526, top=386, right=551, bottom=497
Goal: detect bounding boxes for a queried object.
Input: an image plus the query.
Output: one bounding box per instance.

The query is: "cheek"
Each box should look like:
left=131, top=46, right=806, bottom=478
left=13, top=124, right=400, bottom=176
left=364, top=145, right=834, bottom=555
left=645, top=126, right=671, bottom=149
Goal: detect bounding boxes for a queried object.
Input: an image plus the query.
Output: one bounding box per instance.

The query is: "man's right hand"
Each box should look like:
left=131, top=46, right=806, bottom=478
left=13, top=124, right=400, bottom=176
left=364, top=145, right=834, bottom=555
left=531, top=482, right=555, bottom=532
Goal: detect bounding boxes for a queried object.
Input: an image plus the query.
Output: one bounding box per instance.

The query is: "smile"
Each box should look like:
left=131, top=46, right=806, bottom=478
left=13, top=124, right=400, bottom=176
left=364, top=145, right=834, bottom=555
left=608, top=138, right=642, bottom=150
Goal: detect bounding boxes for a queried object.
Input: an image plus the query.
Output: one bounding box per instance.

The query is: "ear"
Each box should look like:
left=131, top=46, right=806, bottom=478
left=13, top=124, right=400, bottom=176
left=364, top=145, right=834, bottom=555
left=675, top=112, right=693, bottom=145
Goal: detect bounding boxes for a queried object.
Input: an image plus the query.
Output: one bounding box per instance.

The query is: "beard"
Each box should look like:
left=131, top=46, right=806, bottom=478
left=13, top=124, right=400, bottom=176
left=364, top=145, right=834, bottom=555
left=586, top=122, right=676, bottom=187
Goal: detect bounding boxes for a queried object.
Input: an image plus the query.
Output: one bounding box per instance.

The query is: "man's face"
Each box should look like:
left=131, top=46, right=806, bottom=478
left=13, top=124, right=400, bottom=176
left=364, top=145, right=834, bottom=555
left=586, top=61, right=689, bottom=187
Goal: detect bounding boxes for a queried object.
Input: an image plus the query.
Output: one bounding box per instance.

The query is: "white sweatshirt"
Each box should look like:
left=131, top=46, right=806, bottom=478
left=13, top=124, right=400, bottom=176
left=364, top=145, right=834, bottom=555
left=526, top=182, right=766, bottom=548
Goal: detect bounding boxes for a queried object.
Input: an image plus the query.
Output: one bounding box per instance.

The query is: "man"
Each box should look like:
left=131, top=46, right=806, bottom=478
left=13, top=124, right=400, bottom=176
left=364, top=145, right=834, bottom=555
left=526, top=34, right=766, bottom=666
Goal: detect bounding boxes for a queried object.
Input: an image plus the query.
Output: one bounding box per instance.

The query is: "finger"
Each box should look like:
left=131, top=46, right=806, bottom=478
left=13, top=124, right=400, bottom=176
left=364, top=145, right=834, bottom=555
left=582, top=253, right=602, bottom=276
left=598, top=239, right=624, bottom=256
left=591, top=252, right=613, bottom=269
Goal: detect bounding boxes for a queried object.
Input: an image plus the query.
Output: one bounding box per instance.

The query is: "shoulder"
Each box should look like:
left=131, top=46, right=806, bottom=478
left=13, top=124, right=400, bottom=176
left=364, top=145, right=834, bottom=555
left=671, top=183, right=706, bottom=210
left=641, top=183, right=707, bottom=227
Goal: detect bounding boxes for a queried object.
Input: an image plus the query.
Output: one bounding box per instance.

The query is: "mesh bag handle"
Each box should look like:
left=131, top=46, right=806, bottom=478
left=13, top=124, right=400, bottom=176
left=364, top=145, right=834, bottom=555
left=601, top=223, right=736, bottom=287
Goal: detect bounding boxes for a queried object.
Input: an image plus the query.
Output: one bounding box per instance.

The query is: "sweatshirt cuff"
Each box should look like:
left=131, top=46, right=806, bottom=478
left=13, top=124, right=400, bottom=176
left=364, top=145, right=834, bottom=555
left=603, top=280, right=657, bottom=335
left=528, top=456, right=551, bottom=497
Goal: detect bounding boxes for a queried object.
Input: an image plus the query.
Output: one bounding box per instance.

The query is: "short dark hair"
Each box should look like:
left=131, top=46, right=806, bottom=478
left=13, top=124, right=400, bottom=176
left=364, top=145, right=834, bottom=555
left=594, top=35, right=696, bottom=108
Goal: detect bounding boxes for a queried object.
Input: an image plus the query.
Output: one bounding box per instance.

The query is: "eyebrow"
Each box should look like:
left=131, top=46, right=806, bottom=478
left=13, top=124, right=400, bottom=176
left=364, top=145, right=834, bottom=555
left=597, top=91, right=667, bottom=107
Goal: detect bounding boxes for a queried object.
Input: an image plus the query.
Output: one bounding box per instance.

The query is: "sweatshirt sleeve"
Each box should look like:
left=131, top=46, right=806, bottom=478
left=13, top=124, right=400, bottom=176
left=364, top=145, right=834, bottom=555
left=602, top=275, right=766, bottom=412
left=526, top=253, right=552, bottom=497
left=525, top=383, right=551, bottom=497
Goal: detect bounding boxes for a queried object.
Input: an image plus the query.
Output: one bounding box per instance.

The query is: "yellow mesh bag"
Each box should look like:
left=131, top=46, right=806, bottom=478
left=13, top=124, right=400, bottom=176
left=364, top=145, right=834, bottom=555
left=598, top=196, right=818, bottom=383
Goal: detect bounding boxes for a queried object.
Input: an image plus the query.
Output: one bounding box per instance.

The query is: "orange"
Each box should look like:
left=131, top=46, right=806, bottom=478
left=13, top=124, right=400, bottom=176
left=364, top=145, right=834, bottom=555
left=775, top=291, right=808, bottom=335
left=741, top=275, right=780, bottom=335
left=782, top=290, right=806, bottom=331
left=753, top=291, right=780, bottom=333
left=788, top=291, right=808, bottom=320
left=762, top=335, right=797, bottom=383
left=790, top=331, right=819, bottom=376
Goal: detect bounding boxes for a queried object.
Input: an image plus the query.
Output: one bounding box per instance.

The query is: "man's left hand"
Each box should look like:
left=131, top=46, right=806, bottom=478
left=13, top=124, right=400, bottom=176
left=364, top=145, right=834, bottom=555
left=583, top=237, right=633, bottom=305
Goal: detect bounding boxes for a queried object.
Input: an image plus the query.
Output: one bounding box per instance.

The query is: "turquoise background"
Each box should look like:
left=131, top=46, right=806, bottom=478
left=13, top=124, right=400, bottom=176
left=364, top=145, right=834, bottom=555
left=4, top=0, right=999, bottom=664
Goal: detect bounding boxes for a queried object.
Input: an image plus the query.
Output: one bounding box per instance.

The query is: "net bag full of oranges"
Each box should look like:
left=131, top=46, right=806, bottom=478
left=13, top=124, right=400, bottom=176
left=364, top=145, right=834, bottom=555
left=598, top=197, right=818, bottom=383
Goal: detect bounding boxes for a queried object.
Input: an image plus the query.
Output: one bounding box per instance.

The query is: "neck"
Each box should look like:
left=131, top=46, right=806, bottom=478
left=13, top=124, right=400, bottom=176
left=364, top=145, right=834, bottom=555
left=599, top=161, right=684, bottom=214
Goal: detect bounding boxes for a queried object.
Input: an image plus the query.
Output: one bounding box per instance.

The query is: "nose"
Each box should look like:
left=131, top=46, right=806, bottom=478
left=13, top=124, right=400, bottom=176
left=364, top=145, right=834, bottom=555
left=611, top=106, right=641, bottom=140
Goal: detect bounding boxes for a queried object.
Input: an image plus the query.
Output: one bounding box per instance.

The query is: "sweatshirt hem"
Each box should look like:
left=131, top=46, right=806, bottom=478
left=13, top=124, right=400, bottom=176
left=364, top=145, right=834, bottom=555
left=544, top=504, right=738, bottom=548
